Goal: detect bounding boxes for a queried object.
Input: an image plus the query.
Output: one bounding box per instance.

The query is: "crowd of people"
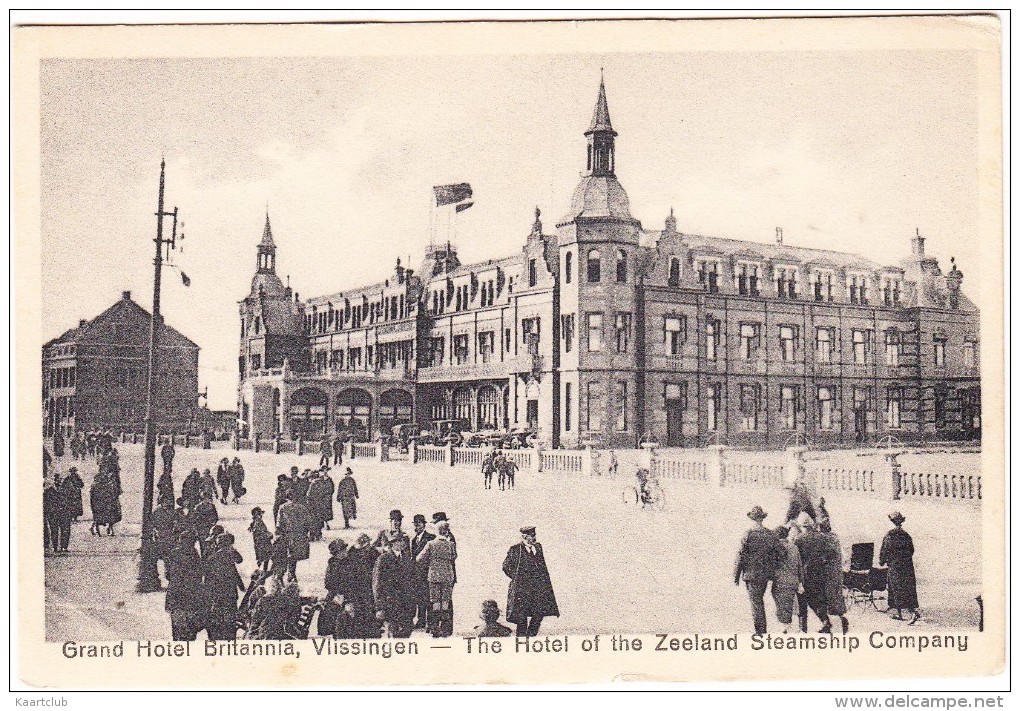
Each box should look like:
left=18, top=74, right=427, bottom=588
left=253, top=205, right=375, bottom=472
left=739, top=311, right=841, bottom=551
left=735, top=483, right=921, bottom=635
left=480, top=450, right=519, bottom=491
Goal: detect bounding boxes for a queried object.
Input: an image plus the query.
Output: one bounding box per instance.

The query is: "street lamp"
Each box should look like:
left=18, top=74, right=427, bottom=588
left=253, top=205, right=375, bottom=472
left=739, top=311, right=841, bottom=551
left=136, top=159, right=183, bottom=593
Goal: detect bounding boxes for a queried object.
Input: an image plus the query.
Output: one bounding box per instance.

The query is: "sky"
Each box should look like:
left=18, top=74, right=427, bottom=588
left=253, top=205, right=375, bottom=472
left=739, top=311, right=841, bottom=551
left=40, top=49, right=982, bottom=409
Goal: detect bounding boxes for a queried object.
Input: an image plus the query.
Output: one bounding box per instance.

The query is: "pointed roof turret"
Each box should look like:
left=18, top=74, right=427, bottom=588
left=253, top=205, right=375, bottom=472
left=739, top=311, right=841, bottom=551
left=260, top=210, right=275, bottom=247
left=585, top=72, right=616, bottom=136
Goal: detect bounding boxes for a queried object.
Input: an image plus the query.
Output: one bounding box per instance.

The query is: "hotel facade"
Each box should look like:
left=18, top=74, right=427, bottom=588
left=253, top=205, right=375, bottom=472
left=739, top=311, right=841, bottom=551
left=236, top=80, right=980, bottom=449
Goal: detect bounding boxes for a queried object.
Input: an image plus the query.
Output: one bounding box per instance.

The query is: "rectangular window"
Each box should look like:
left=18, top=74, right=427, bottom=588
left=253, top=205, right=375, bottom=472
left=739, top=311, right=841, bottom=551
left=818, top=386, right=834, bottom=430
left=933, top=338, right=946, bottom=368
left=615, top=312, right=632, bottom=353
left=776, top=268, right=798, bottom=299
left=478, top=331, right=495, bottom=364
left=707, top=383, right=722, bottom=431
left=816, top=327, right=834, bottom=363
left=587, top=312, right=603, bottom=352
left=522, top=318, right=541, bottom=354
left=664, top=316, right=686, bottom=356
left=505, top=328, right=512, bottom=353
left=586, top=381, right=603, bottom=431
left=934, top=389, right=947, bottom=430
left=564, top=382, right=572, bottom=432
left=528, top=258, right=538, bottom=288
left=886, top=387, right=902, bottom=428
left=561, top=314, right=575, bottom=353
left=430, top=337, right=445, bottom=367
left=963, top=340, right=977, bottom=368
left=852, top=329, right=871, bottom=364
left=615, top=381, right=629, bottom=431
left=740, top=323, right=761, bottom=360
left=739, top=384, right=760, bottom=431
left=706, top=319, right=719, bottom=361
left=698, top=261, right=719, bottom=293
left=779, top=325, right=797, bottom=362
left=885, top=330, right=901, bottom=366
left=780, top=385, right=799, bottom=429
left=737, top=264, right=760, bottom=296
left=250, top=354, right=261, bottom=371
left=366, top=345, right=375, bottom=368
left=453, top=334, right=470, bottom=365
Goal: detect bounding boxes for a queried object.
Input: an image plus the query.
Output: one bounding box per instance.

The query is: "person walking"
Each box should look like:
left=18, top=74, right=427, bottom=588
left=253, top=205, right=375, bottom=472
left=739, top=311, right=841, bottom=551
left=157, top=466, right=175, bottom=505
left=277, top=492, right=313, bottom=582
left=350, top=533, right=382, bottom=638
left=502, top=526, right=559, bottom=637
left=321, top=538, right=360, bottom=639
left=61, top=467, right=85, bottom=522
left=160, top=439, right=176, bottom=478
left=319, top=436, right=333, bottom=469
left=273, top=473, right=293, bottom=526
left=410, top=514, right=436, bottom=630
left=43, top=475, right=63, bottom=553
left=165, top=530, right=208, bottom=641
left=482, top=452, right=495, bottom=490
left=307, top=468, right=336, bottom=539
left=181, top=468, right=202, bottom=509
left=796, top=516, right=836, bottom=633
left=819, top=519, right=850, bottom=634
left=503, top=457, right=519, bottom=490
left=733, top=505, right=785, bottom=635
left=336, top=467, right=359, bottom=529
left=199, top=468, right=217, bottom=503
left=229, top=457, right=246, bottom=504
left=332, top=433, right=344, bottom=466
left=417, top=520, right=457, bottom=637
left=373, top=535, right=416, bottom=638
left=249, top=507, right=273, bottom=571
left=204, top=532, right=246, bottom=640
left=216, top=458, right=232, bottom=505
left=880, top=511, right=921, bottom=624
left=90, top=471, right=122, bottom=536
left=771, top=524, right=804, bottom=634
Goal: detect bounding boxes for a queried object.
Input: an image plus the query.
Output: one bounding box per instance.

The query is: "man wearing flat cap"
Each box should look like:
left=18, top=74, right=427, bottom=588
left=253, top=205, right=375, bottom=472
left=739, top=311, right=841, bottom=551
left=503, top=526, right=559, bottom=637
left=734, top=505, right=785, bottom=634
left=375, top=509, right=410, bottom=551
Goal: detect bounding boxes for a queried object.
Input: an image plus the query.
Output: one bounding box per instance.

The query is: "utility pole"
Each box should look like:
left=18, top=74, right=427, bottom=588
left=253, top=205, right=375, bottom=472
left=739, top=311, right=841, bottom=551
left=137, top=159, right=181, bottom=593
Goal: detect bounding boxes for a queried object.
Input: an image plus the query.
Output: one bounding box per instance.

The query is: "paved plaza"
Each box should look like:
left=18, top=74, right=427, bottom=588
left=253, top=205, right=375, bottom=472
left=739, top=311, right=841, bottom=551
left=44, top=444, right=982, bottom=641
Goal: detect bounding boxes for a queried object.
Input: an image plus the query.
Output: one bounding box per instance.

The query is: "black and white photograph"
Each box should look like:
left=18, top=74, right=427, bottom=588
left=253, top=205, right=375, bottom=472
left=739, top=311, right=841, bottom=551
left=13, top=13, right=1005, bottom=691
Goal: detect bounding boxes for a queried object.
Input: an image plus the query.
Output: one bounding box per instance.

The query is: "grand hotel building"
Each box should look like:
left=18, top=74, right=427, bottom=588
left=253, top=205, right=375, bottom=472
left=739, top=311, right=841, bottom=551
left=237, top=79, right=980, bottom=449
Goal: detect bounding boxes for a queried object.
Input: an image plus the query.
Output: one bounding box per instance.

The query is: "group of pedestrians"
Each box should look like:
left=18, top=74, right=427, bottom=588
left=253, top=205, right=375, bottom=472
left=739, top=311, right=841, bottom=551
left=481, top=450, right=519, bottom=491
left=58, top=429, right=116, bottom=460
left=43, top=433, right=122, bottom=552
left=43, top=467, right=85, bottom=553
left=735, top=489, right=921, bottom=635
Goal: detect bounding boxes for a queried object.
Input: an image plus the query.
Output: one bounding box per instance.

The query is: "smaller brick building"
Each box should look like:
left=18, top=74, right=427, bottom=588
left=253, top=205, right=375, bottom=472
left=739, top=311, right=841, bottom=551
left=42, top=291, right=200, bottom=436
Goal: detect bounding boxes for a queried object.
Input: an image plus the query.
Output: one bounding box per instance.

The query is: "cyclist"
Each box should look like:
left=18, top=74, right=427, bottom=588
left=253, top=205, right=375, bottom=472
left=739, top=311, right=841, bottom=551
left=635, top=467, right=654, bottom=506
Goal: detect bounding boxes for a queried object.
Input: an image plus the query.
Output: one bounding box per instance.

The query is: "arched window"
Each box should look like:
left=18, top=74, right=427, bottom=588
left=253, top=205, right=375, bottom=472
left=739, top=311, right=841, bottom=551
left=253, top=317, right=261, bottom=335
left=616, top=249, right=627, bottom=283
left=668, top=257, right=681, bottom=287
left=587, top=249, right=601, bottom=283
left=565, top=251, right=573, bottom=284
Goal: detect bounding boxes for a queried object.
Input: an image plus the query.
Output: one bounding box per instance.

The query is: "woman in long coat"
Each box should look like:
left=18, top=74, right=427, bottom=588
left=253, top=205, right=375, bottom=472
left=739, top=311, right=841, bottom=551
left=306, top=471, right=335, bottom=539
left=61, top=467, right=85, bottom=520
left=90, top=472, right=122, bottom=536
left=880, top=511, right=920, bottom=623
left=276, top=494, right=312, bottom=581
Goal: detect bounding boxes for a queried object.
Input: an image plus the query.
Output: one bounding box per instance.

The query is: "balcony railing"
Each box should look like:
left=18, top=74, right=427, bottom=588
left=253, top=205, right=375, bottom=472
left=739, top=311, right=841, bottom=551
left=418, top=360, right=510, bottom=383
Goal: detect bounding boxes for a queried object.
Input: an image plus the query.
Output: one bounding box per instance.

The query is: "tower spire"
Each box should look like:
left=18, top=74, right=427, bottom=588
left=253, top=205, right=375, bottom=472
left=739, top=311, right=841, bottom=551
left=584, top=73, right=617, bottom=177
left=257, top=211, right=277, bottom=274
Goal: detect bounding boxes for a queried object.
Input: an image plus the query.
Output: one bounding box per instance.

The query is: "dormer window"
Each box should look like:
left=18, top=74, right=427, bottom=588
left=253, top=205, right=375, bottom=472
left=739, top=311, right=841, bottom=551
left=848, top=273, right=870, bottom=305
left=696, top=259, right=720, bottom=293
left=882, top=276, right=902, bottom=306
left=736, top=262, right=761, bottom=297
left=668, top=257, right=681, bottom=287
left=776, top=267, right=799, bottom=299
left=812, top=269, right=835, bottom=302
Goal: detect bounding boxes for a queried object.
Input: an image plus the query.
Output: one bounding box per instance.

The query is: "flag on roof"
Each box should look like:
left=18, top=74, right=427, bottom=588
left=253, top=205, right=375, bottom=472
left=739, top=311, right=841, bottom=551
left=455, top=201, right=474, bottom=213
left=433, top=183, right=472, bottom=206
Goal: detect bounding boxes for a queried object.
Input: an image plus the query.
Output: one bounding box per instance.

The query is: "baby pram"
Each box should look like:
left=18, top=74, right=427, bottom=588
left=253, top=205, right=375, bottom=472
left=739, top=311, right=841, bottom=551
left=842, top=542, right=887, bottom=609
left=236, top=572, right=322, bottom=640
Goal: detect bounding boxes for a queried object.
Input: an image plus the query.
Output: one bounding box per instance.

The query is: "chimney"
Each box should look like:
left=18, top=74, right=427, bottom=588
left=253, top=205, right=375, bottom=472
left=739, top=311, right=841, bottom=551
left=79, top=319, right=87, bottom=328
left=122, top=290, right=131, bottom=301
left=775, top=227, right=783, bottom=246
left=911, top=228, right=925, bottom=258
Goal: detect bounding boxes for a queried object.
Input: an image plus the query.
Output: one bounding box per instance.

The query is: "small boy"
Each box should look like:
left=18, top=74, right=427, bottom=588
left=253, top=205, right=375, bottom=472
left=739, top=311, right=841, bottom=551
left=472, top=599, right=512, bottom=638
left=248, top=507, right=273, bottom=571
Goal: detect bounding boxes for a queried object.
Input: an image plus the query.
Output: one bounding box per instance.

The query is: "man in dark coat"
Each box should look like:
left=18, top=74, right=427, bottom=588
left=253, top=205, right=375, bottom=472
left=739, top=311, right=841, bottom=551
left=165, top=531, right=207, bottom=641
left=43, top=476, right=63, bottom=553
left=152, top=497, right=179, bottom=566
left=319, top=437, right=333, bottom=468
left=796, top=516, right=836, bottom=633
left=229, top=457, right=246, bottom=503
left=307, top=468, right=335, bottom=540
left=277, top=493, right=312, bottom=581
left=734, top=505, right=785, bottom=634
left=61, top=467, right=85, bottom=521
left=351, top=533, right=382, bottom=638
left=373, top=535, right=416, bottom=638
left=248, top=507, right=273, bottom=571
left=502, top=526, right=559, bottom=637
left=204, top=533, right=245, bottom=640
left=160, top=439, right=175, bottom=477
left=192, top=496, right=219, bottom=534
left=374, top=509, right=410, bottom=551
left=410, top=514, right=436, bottom=629
left=273, top=471, right=295, bottom=525
left=332, top=434, right=344, bottom=466
left=216, top=458, right=232, bottom=504
left=880, top=511, right=921, bottom=624
left=336, top=468, right=359, bottom=528
left=181, top=468, right=202, bottom=508
left=157, top=468, right=175, bottom=505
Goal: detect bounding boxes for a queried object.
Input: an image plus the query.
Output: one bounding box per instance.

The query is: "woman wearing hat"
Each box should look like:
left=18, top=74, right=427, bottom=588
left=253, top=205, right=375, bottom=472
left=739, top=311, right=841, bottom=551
left=880, top=512, right=921, bottom=624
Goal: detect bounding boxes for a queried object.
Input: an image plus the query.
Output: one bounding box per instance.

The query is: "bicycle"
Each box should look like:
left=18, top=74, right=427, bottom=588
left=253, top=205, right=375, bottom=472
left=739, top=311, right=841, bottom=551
left=621, top=479, right=666, bottom=510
